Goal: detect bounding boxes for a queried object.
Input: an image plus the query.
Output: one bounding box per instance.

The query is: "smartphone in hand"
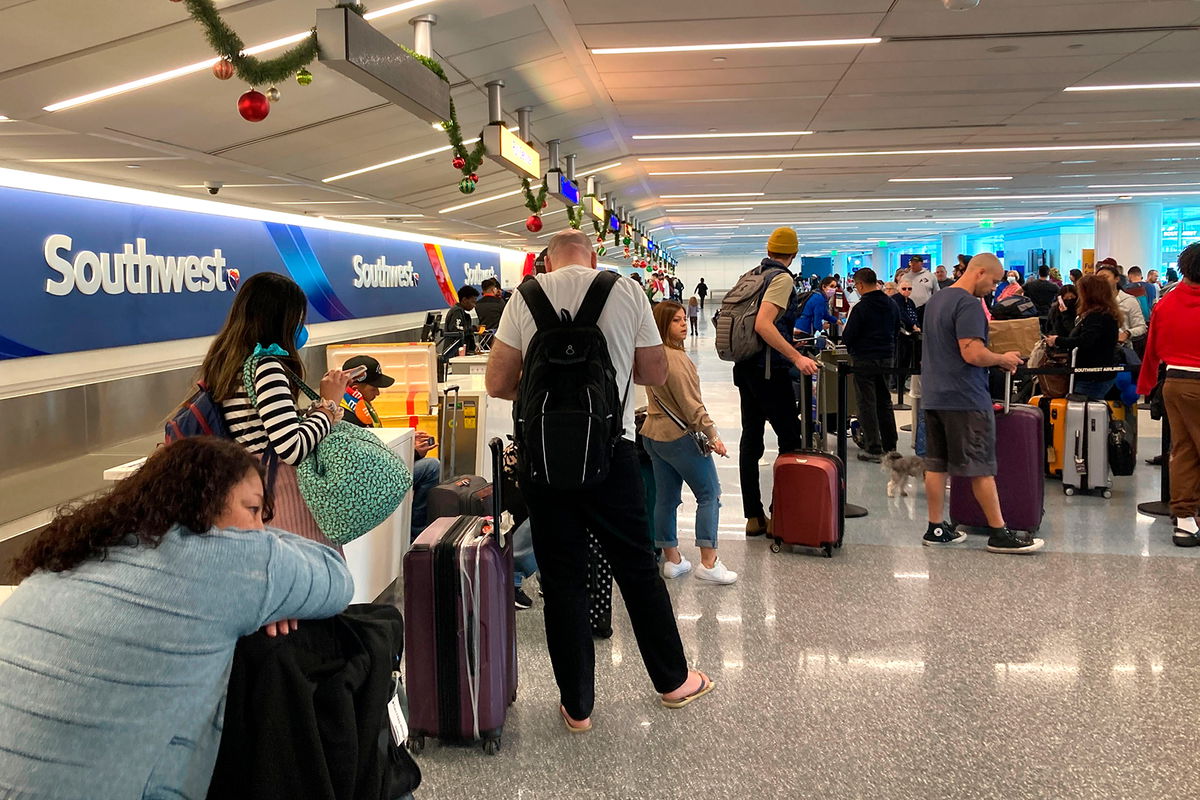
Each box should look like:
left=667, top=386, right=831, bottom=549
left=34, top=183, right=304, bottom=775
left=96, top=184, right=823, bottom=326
left=346, top=365, right=369, bottom=381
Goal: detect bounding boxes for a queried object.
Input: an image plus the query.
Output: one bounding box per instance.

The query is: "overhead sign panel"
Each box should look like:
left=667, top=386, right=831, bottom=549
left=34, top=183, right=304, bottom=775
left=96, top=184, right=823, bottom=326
left=316, top=7, right=451, bottom=124
left=586, top=196, right=605, bottom=222
left=482, top=125, right=540, bottom=180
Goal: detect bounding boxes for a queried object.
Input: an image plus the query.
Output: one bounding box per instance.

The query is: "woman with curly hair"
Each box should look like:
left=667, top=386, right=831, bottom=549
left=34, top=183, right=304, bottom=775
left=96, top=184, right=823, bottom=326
left=0, top=437, right=353, bottom=800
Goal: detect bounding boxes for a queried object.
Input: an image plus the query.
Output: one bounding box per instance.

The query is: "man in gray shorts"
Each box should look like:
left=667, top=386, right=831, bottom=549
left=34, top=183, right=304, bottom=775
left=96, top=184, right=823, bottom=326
left=919, top=253, right=1045, bottom=554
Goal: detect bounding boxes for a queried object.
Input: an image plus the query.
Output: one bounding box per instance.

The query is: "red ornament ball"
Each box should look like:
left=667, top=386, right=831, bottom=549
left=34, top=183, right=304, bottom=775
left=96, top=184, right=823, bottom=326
left=469, top=172, right=479, bottom=184
left=452, top=156, right=466, bottom=170
left=596, top=235, right=604, bottom=243
left=541, top=200, right=547, bottom=209
left=237, top=90, right=270, bottom=122
left=525, top=215, right=544, bottom=233
left=212, top=59, right=235, bottom=81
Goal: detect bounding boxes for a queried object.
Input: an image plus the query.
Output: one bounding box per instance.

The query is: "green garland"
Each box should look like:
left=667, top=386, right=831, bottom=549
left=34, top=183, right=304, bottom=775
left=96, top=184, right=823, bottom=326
left=396, top=44, right=486, bottom=180
left=566, top=205, right=584, bottom=230
left=521, top=177, right=549, bottom=215
left=181, top=0, right=364, bottom=86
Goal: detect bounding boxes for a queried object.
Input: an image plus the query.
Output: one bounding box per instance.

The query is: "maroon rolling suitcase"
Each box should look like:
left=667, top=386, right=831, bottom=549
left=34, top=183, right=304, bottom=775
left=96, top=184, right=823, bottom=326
left=769, top=450, right=845, bottom=557
left=949, top=373, right=1045, bottom=534
left=403, top=438, right=516, bottom=756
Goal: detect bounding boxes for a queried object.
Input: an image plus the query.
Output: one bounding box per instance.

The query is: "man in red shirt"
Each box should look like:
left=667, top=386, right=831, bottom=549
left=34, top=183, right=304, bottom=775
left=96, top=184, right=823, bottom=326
left=1137, top=243, right=1200, bottom=546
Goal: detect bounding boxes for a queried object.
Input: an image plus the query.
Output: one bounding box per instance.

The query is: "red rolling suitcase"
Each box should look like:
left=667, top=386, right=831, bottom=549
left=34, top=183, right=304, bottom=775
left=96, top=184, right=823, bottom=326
left=949, top=373, right=1045, bottom=534
left=403, top=438, right=516, bottom=756
left=769, top=450, right=845, bottom=558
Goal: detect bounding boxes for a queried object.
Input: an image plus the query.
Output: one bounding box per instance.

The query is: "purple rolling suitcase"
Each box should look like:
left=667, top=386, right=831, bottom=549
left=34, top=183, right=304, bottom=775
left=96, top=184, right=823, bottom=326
left=950, top=373, right=1045, bottom=534
left=403, top=438, right=517, bottom=756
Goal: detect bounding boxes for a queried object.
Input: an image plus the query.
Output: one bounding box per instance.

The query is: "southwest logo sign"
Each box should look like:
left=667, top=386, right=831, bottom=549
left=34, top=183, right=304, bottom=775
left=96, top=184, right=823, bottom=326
left=43, top=235, right=235, bottom=296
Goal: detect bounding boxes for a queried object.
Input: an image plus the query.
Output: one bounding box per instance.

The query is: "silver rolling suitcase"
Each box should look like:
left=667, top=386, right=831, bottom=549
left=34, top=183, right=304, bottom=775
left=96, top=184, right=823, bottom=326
left=1061, top=350, right=1113, bottom=499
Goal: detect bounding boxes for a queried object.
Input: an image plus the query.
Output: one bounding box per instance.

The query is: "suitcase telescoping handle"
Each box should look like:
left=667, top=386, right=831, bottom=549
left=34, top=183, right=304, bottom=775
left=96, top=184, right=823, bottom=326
left=488, top=437, right=505, bottom=548
left=440, top=384, right=461, bottom=480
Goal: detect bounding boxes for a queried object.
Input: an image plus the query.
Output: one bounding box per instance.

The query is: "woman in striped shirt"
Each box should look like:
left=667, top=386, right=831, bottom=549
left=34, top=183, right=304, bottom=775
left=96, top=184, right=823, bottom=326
left=199, top=272, right=355, bottom=549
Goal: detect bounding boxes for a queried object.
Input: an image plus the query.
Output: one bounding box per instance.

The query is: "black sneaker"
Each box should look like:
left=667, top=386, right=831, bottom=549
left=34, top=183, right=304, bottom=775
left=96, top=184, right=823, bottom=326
left=857, top=451, right=883, bottom=463
left=922, top=521, right=967, bottom=546
left=514, top=588, right=534, bottom=610
left=985, top=527, right=1045, bottom=554
left=1173, top=518, right=1200, bottom=547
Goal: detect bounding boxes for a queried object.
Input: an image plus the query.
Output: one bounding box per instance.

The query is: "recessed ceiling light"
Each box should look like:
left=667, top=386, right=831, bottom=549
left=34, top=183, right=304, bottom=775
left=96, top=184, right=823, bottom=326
left=633, top=131, right=813, bottom=140
left=1065, top=82, right=1200, bottom=92
left=125, top=164, right=141, bottom=169
left=439, top=188, right=524, bottom=214
left=274, top=200, right=373, bottom=205
left=664, top=190, right=1200, bottom=209
left=590, top=37, right=881, bottom=56
left=1061, top=160, right=1097, bottom=164
left=325, top=213, right=425, bottom=218
left=889, top=177, right=1013, bottom=183
left=711, top=57, right=727, bottom=63
left=0, top=115, right=10, bottom=121
left=649, top=168, right=784, bottom=176
left=42, top=0, right=439, bottom=112
left=577, top=161, right=623, bottom=177
left=27, top=156, right=182, bottom=163
left=178, top=182, right=290, bottom=188
left=639, top=141, right=1200, bottom=163
left=659, top=192, right=765, bottom=199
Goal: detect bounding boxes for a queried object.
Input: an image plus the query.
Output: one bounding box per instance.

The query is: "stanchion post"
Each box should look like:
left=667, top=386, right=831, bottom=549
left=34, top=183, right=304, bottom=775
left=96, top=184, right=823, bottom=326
left=1138, top=413, right=1172, bottom=517
left=837, top=362, right=849, bottom=468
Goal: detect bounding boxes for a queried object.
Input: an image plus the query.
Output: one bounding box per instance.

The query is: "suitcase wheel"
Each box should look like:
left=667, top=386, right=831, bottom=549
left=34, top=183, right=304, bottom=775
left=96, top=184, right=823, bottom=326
left=1102, top=489, right=1112, bottom=499
left=769, top=539, right=782, bottom=554
left=1064, top=486, right=1075, bottom=497
left=483, top=737, right=501, bottom=756
left=822, top=544, right=833, bottom=559
left=406, top=736, right=425, bottom=755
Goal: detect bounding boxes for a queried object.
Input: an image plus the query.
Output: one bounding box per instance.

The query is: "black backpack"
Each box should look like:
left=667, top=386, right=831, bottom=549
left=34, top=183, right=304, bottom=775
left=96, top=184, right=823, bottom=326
left=513, top=271, right=628, bottom=490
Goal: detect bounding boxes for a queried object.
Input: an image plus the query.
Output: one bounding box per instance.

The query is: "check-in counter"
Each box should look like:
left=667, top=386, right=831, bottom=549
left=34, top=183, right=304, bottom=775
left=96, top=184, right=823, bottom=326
left=103, top=428, right=416, bottom=604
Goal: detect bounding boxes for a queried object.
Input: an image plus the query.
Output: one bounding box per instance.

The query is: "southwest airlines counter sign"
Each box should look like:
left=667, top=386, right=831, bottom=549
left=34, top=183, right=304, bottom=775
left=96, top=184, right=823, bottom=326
left=0, top=185, right=500, bottom=359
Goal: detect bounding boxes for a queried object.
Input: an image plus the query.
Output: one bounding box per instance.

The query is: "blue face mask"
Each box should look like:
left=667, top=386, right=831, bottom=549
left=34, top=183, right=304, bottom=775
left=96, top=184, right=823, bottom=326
left=294, top=324, right=309, bottom=351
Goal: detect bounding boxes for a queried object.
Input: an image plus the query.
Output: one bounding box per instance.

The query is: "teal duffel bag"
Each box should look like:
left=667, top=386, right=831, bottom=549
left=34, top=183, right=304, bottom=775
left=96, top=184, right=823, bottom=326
left=243, top=348, right=412, bottom=545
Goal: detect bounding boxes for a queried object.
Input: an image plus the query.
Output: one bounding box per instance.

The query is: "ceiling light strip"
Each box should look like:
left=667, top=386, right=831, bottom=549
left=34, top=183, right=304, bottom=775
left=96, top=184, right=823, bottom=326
left=649, top=168, right=783, bottom=176
left=638, top=141, right=1200, bottom=163
left=591, top=38, right=881, bottom=55
left=888, top=177, right=1013, bottom=183
left=660, top=192, right=764, bottom=199
left=1065, top=82, right=1200, bottom=92
left=633, top=131, right=812, bottom=140
left=42, top=0, right=438, bottom=113
left=439, top=188, right=524, bottom=214
left=663, top=190, right=1200, bottom=208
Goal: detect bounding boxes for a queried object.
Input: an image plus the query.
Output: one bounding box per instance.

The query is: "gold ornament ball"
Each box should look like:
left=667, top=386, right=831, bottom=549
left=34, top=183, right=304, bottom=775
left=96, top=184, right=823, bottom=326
left=266, top=86, right=281, bottom=103
left=295, top=68, right=313, bottom=87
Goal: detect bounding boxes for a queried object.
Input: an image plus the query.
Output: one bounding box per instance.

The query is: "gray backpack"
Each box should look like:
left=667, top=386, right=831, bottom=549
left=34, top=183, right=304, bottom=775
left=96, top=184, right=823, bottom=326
left=714, top=265, right=787, bottom=362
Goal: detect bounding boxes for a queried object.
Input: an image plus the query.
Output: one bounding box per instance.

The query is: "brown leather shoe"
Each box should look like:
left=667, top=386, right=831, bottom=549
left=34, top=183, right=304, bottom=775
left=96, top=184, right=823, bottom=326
left=746, top=516, right=769, bottom=537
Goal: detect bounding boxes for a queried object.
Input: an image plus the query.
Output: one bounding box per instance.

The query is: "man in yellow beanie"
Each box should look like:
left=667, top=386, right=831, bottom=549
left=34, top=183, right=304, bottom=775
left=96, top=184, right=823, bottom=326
left=735, top=227, right=819, bottom=536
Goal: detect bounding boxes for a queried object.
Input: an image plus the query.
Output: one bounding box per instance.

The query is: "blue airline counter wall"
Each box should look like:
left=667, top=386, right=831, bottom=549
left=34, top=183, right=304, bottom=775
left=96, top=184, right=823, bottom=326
left=0, top=185, right=501, bottom=360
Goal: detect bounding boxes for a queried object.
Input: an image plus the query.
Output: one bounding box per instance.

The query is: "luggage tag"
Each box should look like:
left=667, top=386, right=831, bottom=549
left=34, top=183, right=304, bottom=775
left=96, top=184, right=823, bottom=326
left=387, top=672, right=409, bottom=745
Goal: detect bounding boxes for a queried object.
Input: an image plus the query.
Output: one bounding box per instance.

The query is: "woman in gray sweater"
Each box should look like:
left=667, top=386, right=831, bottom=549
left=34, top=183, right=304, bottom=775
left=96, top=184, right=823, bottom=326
left=0, top=437, right=354, bottom=800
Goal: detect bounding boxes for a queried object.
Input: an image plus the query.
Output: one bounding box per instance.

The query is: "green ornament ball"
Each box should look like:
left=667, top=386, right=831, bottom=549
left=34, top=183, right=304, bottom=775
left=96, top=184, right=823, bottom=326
left=296, top=68, right=313, bottom=87
left=458, top=177, right=476, bottom=194
left=623, top=236, right=631, bottom=246
left=597, top=245, right=607, bottom=256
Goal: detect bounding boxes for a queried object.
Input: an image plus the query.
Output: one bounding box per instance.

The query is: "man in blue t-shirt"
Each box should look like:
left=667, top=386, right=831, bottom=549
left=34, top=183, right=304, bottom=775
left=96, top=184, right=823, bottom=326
left=919, top=253, right=1044, bottom=554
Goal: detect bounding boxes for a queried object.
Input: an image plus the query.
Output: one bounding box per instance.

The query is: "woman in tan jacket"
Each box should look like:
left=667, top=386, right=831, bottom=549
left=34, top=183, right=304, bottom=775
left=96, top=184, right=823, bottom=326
left=642, top=301, right=736, bottom=585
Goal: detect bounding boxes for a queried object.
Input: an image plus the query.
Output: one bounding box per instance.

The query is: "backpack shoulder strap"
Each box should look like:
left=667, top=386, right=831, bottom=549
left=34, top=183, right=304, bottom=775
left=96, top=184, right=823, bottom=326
left=517, top=278, right=561, bottom=331
left=575, top=270, right=620, bottom=327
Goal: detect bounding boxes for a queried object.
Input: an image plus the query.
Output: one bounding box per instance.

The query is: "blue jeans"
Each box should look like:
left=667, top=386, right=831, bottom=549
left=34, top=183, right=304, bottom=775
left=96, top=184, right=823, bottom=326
left=643, top=435, right=722, bottom=549
left=409, top=457, right=441, bottom=539
left=1073, top=378, right=1114, bottom=401
left=512, top=519, right=538, bottom=588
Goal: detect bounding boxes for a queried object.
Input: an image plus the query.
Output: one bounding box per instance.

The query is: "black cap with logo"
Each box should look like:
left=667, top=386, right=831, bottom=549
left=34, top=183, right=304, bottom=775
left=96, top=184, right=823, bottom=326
left=342, top=355, right=395, bottom=388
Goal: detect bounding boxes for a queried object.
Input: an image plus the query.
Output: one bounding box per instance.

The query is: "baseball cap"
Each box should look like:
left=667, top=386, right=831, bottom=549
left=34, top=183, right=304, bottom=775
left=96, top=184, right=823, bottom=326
left=342, top=355, right=395, bottom=389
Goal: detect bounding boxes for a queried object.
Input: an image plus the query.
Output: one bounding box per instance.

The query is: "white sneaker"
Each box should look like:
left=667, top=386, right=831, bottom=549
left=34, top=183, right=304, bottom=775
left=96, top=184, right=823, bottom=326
left=694, top=559, right=738, bottom=585
left=661, top=557, right=693, bottom=579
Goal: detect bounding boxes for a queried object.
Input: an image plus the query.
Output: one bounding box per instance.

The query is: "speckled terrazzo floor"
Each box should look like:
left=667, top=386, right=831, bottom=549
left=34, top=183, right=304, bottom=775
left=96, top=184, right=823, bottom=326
left=414, top=319, right=1196, bottom=799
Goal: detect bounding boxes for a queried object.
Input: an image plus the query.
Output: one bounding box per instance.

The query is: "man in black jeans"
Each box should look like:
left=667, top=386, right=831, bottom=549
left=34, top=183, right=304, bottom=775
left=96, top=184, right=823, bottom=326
left=485, top=229, right=709, bottom=731
left=842, top=268, right=901, bottom=462
left=733, top=227, right=820, bottom=537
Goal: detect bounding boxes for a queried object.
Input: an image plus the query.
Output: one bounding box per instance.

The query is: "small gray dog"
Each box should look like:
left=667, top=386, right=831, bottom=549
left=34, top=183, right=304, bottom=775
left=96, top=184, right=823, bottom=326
left=882, top=451, right=925, bottom=497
